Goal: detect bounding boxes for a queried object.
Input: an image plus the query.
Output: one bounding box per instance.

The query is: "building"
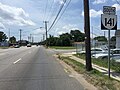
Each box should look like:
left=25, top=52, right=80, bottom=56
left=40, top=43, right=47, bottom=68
left=115, top=30, right=120, bottom=48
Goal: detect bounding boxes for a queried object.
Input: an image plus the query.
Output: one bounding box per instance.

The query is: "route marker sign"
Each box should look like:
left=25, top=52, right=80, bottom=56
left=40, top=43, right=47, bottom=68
left=101, top=14, right=117, bottom=30
left=101, top=6, right=117, bottom=79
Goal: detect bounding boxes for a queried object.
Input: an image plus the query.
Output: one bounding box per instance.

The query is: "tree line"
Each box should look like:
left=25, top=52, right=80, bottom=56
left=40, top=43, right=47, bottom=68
left=0, top=30, right=116, bottom=46
left=41, top=30, right=85, bottom=46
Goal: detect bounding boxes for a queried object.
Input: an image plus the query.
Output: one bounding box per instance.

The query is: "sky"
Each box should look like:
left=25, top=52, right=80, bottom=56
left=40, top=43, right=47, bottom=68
left=0, top=0, right=120, bottom=42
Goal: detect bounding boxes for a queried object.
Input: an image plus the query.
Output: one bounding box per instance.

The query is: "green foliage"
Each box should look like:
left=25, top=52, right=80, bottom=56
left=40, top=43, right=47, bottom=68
left=94, top=36, right=107, bottom=42
left=0, top=31, right=8, bottom=42
left=46, top=30, right=85, bottom=46
left=110, top=36, right=116, bottom=42
left=9, top=36, right=16, bottom=43
left=59, top=33, right=72, bottom=46
left=70, top=30, right=85, bottom=42
left=49, top=46, right=75, bottom=49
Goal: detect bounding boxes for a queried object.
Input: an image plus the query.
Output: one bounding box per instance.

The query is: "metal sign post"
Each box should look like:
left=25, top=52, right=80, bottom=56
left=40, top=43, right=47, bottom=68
left=101, top=6, right=117, bottom=78
left=108, top=30, right=110, bottom=78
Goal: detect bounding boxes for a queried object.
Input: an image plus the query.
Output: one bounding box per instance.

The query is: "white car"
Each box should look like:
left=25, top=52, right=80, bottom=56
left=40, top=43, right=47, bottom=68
left=79, top=48, right=107, bottom=55
left=92, top=48, right=120, bottom=59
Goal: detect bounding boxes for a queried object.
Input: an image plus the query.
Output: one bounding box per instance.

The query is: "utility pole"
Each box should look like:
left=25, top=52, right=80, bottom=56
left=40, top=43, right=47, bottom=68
left=43, top=21, right=48, bottom=48
left=19, top=29, right=22, bottom=46
left=43, top=34, right=45, bottom=41
left=32, top=36, right=34, bottom=44
left=30, top=34, right=32, bottom=43
left=84, top=0, right=92, bottom=71
left=8, top=28, right=10, bottom=42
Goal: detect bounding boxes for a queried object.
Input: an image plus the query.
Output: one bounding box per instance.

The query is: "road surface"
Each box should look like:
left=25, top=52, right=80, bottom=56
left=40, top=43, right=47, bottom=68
left=0, top=46, right=84, bottom=90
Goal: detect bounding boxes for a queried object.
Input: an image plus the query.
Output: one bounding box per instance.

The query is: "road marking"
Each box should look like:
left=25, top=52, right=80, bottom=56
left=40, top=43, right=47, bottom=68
left=13, top=58, right=21, bottom=64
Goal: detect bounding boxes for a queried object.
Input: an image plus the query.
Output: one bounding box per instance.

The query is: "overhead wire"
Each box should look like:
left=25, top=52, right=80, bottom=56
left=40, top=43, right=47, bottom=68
left=48, top=0, right=72, bottom=32
left=46, top=0, right=55, bottom=21
left=48, top=0, right=67, bottom=32
left=115, top=0, right=120, bottom=5
left=43, top=0, right=49, bottom=21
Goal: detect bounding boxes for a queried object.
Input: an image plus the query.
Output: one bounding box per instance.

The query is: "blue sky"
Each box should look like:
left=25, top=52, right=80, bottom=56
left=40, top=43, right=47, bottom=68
left=0, top=0, right=120, bottom=42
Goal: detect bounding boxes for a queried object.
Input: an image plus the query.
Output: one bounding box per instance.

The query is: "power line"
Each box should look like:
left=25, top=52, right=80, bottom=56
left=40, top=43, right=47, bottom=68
left=48, top=0, right=72, bottom=32
left=48, top=0, right=67, bottom=32
left=43, top=0, right=49, bottom=21
left=46, top=0, right=55, bottom=21
left=115, top=0, right=120, bottom=5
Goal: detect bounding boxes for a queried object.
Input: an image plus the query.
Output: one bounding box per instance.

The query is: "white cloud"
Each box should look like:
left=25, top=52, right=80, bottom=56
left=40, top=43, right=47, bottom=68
left=81, top=9, right=102, bottom=18
left=55, top=24, right=79, bottom=35
left=112, top=4, right=120, bottom=11
left=0, top=3, right=35, bottom=26
left=55, top=0, right=66, bottom=5
left=92, top=0, right=107, bottom=4
left=0, top=23, right=5, bottom=29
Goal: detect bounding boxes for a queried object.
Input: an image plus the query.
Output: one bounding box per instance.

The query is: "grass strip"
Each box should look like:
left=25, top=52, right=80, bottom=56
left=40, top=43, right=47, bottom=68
left=49, top=46, right=75, bottom=49
left=0, top=47, right=9, bottom=49
left=59, top=56, right=120, bottom=90
left=74, top=54, right=120, bottom=72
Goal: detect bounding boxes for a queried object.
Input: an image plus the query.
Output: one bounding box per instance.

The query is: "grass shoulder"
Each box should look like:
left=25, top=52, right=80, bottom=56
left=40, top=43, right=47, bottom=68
left=58, top=55, right=120, bottom=90
left=0, top=46, right=9, bottom=49
left=49, top=46, right=75, bottom=50
left=74, top=54, right=120, bottom=72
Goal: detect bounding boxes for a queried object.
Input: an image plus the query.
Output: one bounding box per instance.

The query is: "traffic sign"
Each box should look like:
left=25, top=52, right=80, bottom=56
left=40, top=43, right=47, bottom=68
left=103, top=6, right=116, bottom=15
left=101, top=14, right=117, bottom=30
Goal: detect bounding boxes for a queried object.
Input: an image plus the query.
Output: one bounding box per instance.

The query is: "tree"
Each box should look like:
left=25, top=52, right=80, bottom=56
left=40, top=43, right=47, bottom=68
left=70, top=30, right=85, bottom=42
left=9, top=36, right=16, bottom=43
left=0, top=31, right=8, bottom=42
left=110, top=36, right=116, bottom=42
left=47, top=35, right=58, bottom=46
left=60, top=33, right=72, bottom=46
left=93, top=36, right=107, bottom=42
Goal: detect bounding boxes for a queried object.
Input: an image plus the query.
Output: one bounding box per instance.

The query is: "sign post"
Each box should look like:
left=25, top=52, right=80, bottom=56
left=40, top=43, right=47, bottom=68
left=101, top=6, right=117, bottom=78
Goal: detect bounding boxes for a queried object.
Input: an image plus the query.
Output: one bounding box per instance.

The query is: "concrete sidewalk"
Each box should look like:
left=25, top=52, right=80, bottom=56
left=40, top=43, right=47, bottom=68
left=61, top=52, right=120, bottom=81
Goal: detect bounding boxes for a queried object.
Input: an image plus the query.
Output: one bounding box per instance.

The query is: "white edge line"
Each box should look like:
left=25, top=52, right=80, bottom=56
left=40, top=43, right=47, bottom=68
left=13, top=58, right=21, bottom=64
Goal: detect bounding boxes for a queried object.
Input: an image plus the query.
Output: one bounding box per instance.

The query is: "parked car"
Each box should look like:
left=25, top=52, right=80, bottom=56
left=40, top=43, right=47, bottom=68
left=79, top=48, right=107, bottom=55
left=92, top=48, right=120, bottom=59
left=27, top=44, right=31, bottom=47
left=14, top=45, right=20, bottom=48
left=110, top=55, right=120, bottom=62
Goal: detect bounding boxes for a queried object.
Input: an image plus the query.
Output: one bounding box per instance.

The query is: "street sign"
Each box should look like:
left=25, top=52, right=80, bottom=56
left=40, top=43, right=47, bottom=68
left=102, top=6, right=117, bottom=79
left=103, top=6, right=116, bottom=15
left=101, top=14, right=117, bottom=30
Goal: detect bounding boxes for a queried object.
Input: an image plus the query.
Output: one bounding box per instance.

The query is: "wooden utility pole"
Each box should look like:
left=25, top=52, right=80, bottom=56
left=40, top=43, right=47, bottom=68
left=84, top=0, right=92, bottom=71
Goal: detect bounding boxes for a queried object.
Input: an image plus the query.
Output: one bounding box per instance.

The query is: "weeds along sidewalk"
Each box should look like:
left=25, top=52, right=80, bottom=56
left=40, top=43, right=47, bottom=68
left=61, top=52, right=120, bottom=81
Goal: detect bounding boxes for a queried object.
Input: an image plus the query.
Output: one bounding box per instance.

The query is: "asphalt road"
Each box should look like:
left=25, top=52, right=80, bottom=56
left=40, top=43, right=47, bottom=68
left=0, top=46, right=84, bottom=90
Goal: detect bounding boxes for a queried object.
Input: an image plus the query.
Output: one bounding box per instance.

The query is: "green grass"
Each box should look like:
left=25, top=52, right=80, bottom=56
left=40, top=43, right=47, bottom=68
left=0, top=46, right=9, bottom=49
left=74, top=54, right=120, bottom=72
left=59, top=56, right=120, bottom=90
left=49, top=46, right=75, bottom=49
